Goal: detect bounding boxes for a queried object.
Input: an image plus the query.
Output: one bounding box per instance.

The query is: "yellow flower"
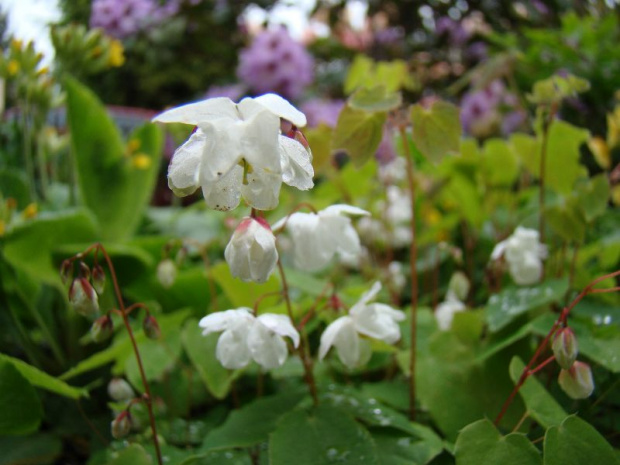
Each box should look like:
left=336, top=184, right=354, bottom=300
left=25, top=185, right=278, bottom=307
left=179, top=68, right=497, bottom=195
left=22, top=203, right=38, bottom=219
left=7, top=60, right=20, bottom=76
left=132, top=153, right=151, bottom=170
left=126, top=138, right=141, bottom=154
left=107, top=39, right=125, bottom=67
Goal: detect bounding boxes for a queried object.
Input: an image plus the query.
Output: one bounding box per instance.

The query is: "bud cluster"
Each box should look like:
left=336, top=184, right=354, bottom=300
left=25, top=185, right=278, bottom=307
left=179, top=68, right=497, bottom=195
left=64, top=261, right=105, bottom=320
left=552, top=327, right=594, bottom=399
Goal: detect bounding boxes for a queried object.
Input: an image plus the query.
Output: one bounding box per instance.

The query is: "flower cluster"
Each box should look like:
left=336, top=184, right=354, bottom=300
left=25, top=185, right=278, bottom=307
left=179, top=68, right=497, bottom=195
left=490, top=227, right=548, bottom=286
left=237, top=28, right=314, bottom=100
left=319, top=282, right=405, bottom=369
left=199, top=309, right=299, bottom=370
left=153, top=93, right=313, bottom=211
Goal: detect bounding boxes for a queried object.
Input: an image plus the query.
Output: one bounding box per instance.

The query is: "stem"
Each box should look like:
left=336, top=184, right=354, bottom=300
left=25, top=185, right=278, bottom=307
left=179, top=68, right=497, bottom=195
left=538, top=104, right=557, bottom=280
left=400, top=127, right=418, bottom=421
left=276, top=260, right=318, bottom=405
left=494, top=269, right=620, bottom=426
left=92, top=244, right=163, bottom=465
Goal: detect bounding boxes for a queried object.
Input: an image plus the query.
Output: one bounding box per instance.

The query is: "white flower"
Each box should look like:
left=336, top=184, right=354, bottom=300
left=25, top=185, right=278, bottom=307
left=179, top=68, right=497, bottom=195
left=434, top=292, right=467, bottom=331
left=199, top=309, right=299, bottom=370
left=319, top=282, right=405, bottom=369
left=225, top=217, right=278, bottom=283
left=491, top=227, right=547, bottom=285
left=273, top=204, right=369, bottom=272
left=153, top=93, right=313, bottom=211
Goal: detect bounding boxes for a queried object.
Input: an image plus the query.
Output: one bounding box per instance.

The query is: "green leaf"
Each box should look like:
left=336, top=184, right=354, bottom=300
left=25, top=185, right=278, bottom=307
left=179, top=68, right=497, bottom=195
left=0, top=433, right=62, bottom=465
left=203, top=390, right=305, bottom=450
left=269, top=405, right=379, bottom=465
left=65, top=77, right=164, bottom=241
left=371, top=424, right=444, bottom=465
left=210, top=261, right=280, bottom=308
left=481, top=138, right=519, bottom=186
left=485, top=279, right=569, bottom=333
left=543, top=416, right=620, bottom=465
left=544, top=120, right=589, bottom=195
left=344, top=54, right=374, bottom=94
left=349, top=86, right=402, bottom=112
left=332, top=105, right=386, bottom=167
left=528, top=74, right=590, bottom=105
left=574, top=174, right=610, bottom=223
left=0, top=168, right=31, bottom=208
left=304, top=124, right=334, bottom=172
left=0, top=353, right=87, bottom=399
left=510, top=133, right=540, bottom=177
left=108, top=444, right=153, bottom=465
left=454, top=419, right=542, bottom=465
left=410, top=100, right=461, bottom=164
left=2, top=209, right=98, bottom=286
left=509, top=357, right=568, bottom=429
left=0, top=360, right=43, bottom=435
left=181, top=450, right=252, bottom=465
left=59, top=339, right=133, bottom=380
left=181, top=318, right=237, bottom=399
left=546, top=202, right=586, bottom=243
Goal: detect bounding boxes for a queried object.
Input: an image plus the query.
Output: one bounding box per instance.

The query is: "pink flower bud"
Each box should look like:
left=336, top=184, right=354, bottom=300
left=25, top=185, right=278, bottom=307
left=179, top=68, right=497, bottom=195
left=79, top=261, right=91, bottom=280
left=107, top=378, right=135, bottom=401
left=552, top=327, right=578, bottom=370
left=69, top=278, right=99, bottom=318
left=92, top=264, right=106, bottom=294
left=143, top=314, right=161, bottom=340
left=91, top=315, right=113, bottom=342
left=224, top=217, right=278, bottom=283
left=558, top=361, right=594, bottom=399
left=111, top=411, right=131, bottom=439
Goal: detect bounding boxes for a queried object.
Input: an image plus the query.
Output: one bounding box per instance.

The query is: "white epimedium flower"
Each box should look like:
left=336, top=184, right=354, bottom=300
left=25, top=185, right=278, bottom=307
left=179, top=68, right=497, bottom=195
left=225, top=217, right=278, bottom=283
left=199, top=309, right=300, bottom=370
left=319, top=282, right=405, bottom=369
left=491, top=227, right=548, bottom=285
left=272, top=204, right=370, bottom=272
left=153, top=93, right=314, bottom=211
left=434, top=291, right=467, bottom=331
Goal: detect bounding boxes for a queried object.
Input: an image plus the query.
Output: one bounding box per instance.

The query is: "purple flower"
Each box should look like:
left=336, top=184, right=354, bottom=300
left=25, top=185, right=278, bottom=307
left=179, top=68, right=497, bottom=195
left=435, top=16, right=470, bottom=46
left=460, top=80, right=522, bottom=137
left=204, top=83, right=246, bottom=101
left=300, top=98, right=344, bottom=128
left=375, top=129, right=396, bottom=164
left=237, top=28, right=314, bottom=100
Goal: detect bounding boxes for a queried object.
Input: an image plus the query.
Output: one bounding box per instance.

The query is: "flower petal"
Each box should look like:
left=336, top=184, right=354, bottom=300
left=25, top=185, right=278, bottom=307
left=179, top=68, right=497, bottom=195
left=153, top=97, right=239, bottom=125
left=253, top=93, right=307, bottom=127
left=321, top=204, right=370, bottom=217
left=349, top=281, right=382, bottom=313
left=247, top=320, right=289, bottom=369
left=216, top=327, right=252, bottom=369
left=353, top=303, right=403, bottom=344
left=279, top=135, right=314, bottom=190
left=201, top=164, right=243, bottom=211
left=167, top=129, right=205, bottom=197
left=256, top=314, right=300, bottom=348
left=240, top=169, right=282, bottom=211
left=198, top=308, right=253, bottom=336
left=319, top=316, right=354, bottom=360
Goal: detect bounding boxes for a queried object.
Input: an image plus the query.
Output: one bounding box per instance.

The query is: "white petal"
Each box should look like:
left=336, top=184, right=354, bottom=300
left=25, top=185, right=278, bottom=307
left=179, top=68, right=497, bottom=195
left=201, top=164, right=243, bottom=211
left=198, top=308, right=253, bottom=335
left=334, top=320, right=364, bottom=369
left=167, top=130, right=205, bottom=197
left=490, top=240, right=507, bottom=261
left=321, top=204, right=370, bottom=217
left=253, top=93, right=307, bottom=127
left=247, top=320, right=289, bottom=369
left=240, top=169, right=282, bottom=211
left=350, top=281, right=382, bottom=311
left=509, top=254, right=542, bottom=286
left=334, top=223, right=362, bottom=258
left=216, top=328, right=252, bottom=369
left=353, top=303, right=403, bottom=344
left=257, top=314, right=300, bottom=348
left=237, top=107, right=282, bottom=174
left=435, top=299, right=466, bottom=331
left=153, top=97, right=239, bottom=125
left=287, top=213, right=333, bottom=271
left=248, top=225, right=279, bottom=282
left=319, top=316, right=354, bottom=360
left=279, top=136, right=314, bottom=190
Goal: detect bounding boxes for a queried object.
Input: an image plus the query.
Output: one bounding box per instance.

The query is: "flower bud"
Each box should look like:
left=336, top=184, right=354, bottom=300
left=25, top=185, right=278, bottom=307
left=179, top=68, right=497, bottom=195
left=60, top=260, right=73, bottom=285
left=79, top=261, right=91, bottom=280
left=111, top=411, right=131, bottom=439
left=558, top=361, right=594, bottom=399
left=92, top=264, right=105, bottom=294
left=143, top=314, right=161, bottom=340
left=552, top=327, right=578, bottom=370
left=91, top=315, right=113, bottom=342
left=224, top=217, right=278, bottom=283
left=69, top=278, right=99, bottom=318
left=156, top=259, right=177, bottom=289
left=107, top=378, right=135, bottom=402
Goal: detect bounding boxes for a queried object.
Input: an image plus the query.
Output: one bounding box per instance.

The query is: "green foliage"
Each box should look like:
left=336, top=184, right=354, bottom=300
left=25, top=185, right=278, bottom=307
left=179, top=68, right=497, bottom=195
left=410, top=100, right=461, bottom=164
left=0, top=360, right=43, bottom=435
left=65, top=77, right=163, bottom=241
left=332, top=105, right=386, bottom=167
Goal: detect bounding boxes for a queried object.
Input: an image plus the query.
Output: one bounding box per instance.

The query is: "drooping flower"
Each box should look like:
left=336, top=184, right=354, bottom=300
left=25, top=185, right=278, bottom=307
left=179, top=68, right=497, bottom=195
left=272, top=204, right=369, bottom=272
left=491, top=227, right=547, bottom=286
left=198, top=308, right=299, bottom=370
left=153, top=93, right=313, bottom=211
left=319, top=282, right=405, bottom=369
left=558, top=361, right=594, bottom=399
left=435, top=292, right=466, bottom=331
left=225, top=217, right=278, bottom=283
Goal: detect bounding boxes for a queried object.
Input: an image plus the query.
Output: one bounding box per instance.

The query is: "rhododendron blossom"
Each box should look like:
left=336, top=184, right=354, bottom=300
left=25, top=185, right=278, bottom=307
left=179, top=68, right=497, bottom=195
left=153, top=93, right=313, bottom=211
